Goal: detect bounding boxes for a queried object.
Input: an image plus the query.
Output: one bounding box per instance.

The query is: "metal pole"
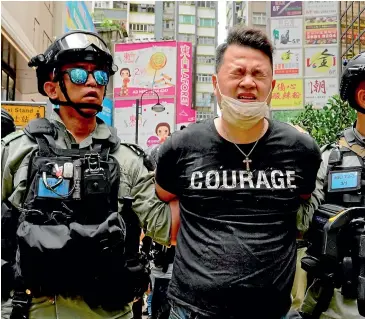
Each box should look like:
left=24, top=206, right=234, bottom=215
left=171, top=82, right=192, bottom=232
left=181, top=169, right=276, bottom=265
left=135, top=98, right=139, bottom=145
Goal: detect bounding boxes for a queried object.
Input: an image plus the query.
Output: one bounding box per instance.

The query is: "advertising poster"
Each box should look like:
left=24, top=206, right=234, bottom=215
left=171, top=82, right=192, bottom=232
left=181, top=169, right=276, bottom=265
left=271, top=1, right=303, bottom=17
left=97, top=97, right=113, bottom=126
left=305, top=78, right=338, bottom=109
left=304, top=47, right=338, bottom=77
left=271, top=18, right=303, bottom=49
left=305, top=16, right=338, bottom=45
left=114, top=98, right=175, bottom=149
left=176, top=42, right=196, bottom=129
left=271, top=79, right=303, bottom=109
left=113, top=41, right=177, bottom=99
left=304, top=2, right=339, bottom=16
left=273, top=48, right=302, bottom=78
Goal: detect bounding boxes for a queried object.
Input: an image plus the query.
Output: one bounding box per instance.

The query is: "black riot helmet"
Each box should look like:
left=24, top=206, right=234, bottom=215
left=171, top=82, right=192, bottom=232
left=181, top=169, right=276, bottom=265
left=28, top=30, right=118, bottom=118
left=340, top=51, right=365, bottom=114
left=1, top=108, right=16, bottom=138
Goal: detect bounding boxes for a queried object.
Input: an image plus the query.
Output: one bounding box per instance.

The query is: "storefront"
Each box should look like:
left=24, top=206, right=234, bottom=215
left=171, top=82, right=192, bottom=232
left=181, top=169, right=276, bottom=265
left=1, top=36, right=16, bottom=101
left=340, top=1, right=365, bottom=62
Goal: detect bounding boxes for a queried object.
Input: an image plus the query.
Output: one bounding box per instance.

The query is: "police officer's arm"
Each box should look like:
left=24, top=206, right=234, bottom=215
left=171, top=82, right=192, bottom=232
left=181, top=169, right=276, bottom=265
left=1, top=134, right=37, bottom=297
left=296, top=148, right=330, bottom=234
left=122, top=147, right=179, bottom=247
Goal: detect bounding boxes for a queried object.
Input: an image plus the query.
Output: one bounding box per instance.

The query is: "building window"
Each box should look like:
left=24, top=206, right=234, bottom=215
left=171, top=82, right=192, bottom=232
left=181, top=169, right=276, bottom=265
left=130, top=3, right=155, bottom=13
left=197, top=1, right=215, bottom=8
left=196, top=92, right=213, bottom=106
left=164, top=20, right=175, bottom=30
left=196, top=73, right=212, bottom=83
left=179, top=33, right=195, bottom=44
left=113, top=1, right=128, bottom=9
left=1, top=37, right=16, bottom=101
left=94, top=1, right=109, bottom=8
left=197, top=55, right=215, bottom=64
left=179, top=15, right=195, bottom=24
left=198, top=36, right=215, bottom=45
left=180, top=1, right=195, bottom=5
left=199, top=18, right=215, bottom=27
left=130, top=23, right=155, bottom=33
left=340, top=1, right=365, bottom=61
left=252, top=12, right=266, bottom=25
left=197, top=111, right=215, bottom=121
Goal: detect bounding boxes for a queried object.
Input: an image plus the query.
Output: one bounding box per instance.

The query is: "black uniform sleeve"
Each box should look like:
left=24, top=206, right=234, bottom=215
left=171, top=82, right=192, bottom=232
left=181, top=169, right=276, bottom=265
left=300, top=138, right=322, bottom=195
left=155, top=134, right=181, bottom=196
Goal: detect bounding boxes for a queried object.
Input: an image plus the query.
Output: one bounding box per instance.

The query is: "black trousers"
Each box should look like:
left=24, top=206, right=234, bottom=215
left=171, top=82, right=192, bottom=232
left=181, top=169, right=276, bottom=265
left=152, top=278, right=171, bottom=319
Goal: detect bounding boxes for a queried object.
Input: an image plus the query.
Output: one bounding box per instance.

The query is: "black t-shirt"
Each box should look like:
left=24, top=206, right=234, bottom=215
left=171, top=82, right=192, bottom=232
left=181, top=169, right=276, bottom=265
left=156, top=119, right=321, bottom=318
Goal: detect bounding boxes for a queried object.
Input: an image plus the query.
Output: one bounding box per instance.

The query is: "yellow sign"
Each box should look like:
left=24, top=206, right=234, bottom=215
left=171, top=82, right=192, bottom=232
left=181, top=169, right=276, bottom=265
left=271, top=79, right=303, bottom=109
left=1, top=104, right=45, bottom=127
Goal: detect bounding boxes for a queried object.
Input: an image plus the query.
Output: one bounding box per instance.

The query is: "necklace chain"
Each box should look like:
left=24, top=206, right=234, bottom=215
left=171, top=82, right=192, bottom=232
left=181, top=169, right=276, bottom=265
left=221, top=125, right=261, bottom=171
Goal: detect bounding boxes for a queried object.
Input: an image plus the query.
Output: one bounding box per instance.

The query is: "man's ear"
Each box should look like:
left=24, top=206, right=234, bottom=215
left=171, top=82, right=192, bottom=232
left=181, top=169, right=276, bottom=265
left=272, top=79, right=276, bottom=90
left=43, top=81, right=58, bottom=99
left=212, top=74, right=217, bottom=96
left=356, top=88, right=365, bottom=107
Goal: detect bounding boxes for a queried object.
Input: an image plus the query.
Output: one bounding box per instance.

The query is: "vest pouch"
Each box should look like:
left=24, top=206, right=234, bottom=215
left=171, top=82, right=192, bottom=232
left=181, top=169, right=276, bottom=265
left=16, top=221, right=74, bottom=296
left=16, top=212, right=127, bottom=298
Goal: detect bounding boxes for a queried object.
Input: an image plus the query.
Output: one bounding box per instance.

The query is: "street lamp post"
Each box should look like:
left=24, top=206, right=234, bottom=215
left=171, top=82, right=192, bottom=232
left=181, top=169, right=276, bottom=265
left=135, top=89, right=165, bottom=145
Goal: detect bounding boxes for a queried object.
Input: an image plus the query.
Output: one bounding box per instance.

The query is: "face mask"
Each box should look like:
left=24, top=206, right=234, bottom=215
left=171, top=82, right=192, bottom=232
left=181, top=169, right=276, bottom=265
left=216, top=80, right=272, bottom=130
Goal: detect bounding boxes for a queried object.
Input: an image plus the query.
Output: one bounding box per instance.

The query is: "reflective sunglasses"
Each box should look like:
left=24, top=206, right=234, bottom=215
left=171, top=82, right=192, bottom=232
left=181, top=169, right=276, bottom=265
left=62, top=68, right=109, bottom=86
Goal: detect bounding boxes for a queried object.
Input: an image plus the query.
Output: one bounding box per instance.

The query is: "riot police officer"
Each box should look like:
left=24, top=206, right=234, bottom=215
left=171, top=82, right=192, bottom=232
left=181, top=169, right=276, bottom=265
left=1, top=30, right=179, bottom=319
left=1, top=108, right=16, bottom=138
left=299, top=52, right=365, bottom=318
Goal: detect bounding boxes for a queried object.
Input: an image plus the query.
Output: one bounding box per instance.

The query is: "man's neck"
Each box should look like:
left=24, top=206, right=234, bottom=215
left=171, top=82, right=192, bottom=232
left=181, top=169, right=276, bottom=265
left=59, top=107, right=97, bottom=143
left=356, top=112, right=365, bottom=137
left=215, top=117, right=268, bottom=144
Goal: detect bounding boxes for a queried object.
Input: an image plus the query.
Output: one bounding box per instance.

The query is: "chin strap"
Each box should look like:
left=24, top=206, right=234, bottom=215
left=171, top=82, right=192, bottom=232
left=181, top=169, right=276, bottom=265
left=50, top=77, right=103, bottom=118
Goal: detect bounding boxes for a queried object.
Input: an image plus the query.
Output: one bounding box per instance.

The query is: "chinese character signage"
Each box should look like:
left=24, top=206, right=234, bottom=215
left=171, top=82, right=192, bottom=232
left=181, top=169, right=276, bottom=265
left=304, top=1, right=338, bottom=16
left=271, top=18, right=303, bottom=48
left=305, top=16, right=338, bottom=45
left=176, top=42, right=195, bottom=129
left=113, top=98, right=176, bottom=148
left=305, top=78, right=338, bottom=108
left=304, top=47, right=338, bottom=77
left=1, top=104, right=46, bottom=127
left=273, top=48, right=302, bottom=78
left=271, top=79, right=303, bottom=109
left=271, top=1, right=303, bottom=17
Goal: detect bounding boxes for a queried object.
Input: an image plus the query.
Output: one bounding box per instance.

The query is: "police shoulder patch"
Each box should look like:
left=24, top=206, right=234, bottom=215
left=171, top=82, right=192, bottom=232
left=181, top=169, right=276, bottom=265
left=1, top=130, right=25, bottom=145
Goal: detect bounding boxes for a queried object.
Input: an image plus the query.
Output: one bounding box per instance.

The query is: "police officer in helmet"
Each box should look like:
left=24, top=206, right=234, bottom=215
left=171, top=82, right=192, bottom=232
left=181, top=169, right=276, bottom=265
left=298, top=52, right=365, bottom=318
left=1, top=30, right=179, bottom=319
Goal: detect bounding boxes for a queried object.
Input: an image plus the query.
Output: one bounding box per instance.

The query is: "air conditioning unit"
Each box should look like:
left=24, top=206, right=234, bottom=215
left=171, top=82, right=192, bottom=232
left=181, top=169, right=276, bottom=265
left=140, top=4, right=146, bottom=8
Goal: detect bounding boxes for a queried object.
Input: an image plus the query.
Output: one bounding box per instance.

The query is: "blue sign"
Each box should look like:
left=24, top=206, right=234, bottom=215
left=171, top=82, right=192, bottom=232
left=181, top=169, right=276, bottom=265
left=97, top=97, right=113, bottom=126
left=65, top=1, right=95, bottom=33
left=330, top=171, right=358, bottom=190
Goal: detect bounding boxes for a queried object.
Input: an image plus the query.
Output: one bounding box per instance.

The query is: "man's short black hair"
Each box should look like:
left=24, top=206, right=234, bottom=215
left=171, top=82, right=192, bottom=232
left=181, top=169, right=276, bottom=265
left=216, top=26, right=274, bottom=73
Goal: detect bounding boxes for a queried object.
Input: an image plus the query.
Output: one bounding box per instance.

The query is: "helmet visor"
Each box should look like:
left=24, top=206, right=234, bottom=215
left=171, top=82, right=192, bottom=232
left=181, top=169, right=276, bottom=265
left=59, top=32, right=110, bottom=54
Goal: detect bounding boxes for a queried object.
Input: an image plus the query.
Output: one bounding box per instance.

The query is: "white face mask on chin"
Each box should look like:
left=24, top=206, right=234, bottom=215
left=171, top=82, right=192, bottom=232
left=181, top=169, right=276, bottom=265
left=216, top=80, right=272, bottom=130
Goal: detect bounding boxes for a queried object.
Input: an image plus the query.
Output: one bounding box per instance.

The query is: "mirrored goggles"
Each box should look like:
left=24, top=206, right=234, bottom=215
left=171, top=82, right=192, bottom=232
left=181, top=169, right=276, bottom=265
left=59, top=32, right=110, bottom=54
left=62, top=68, right=109, bottom=86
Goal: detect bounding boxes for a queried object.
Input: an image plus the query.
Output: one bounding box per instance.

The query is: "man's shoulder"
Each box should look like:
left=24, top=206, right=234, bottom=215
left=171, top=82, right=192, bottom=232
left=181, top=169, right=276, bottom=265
left=169, top=119, right=214, bottom=148
left=272, top=120, right=319, bottom=151
left=2, top=130, right=26, bottom=145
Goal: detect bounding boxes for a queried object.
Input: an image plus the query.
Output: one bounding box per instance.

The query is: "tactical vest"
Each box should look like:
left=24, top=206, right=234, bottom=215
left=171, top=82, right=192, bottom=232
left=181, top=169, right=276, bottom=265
left=324, top=127, right=365, bottom=207
left=13, top=118, right=150, bottom=312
